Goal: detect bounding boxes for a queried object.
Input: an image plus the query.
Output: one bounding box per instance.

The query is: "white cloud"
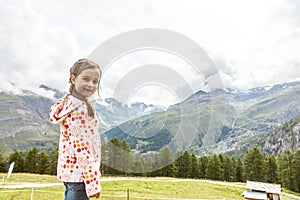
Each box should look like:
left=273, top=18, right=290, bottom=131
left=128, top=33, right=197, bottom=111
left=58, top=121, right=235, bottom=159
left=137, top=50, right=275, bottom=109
left=0, top=0, right=300, bottom=106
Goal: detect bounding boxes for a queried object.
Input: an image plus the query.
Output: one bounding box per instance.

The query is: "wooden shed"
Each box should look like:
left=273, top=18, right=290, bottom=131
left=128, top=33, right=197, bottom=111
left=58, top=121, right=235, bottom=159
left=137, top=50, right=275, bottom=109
left=242, top=181, right=281, bottom=200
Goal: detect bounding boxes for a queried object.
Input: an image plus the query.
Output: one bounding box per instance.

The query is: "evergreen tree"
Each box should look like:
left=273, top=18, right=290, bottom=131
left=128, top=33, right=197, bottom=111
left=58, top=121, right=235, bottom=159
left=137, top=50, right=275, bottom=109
left=235, top=158, right=244, bottom=182
left=265, top=155, right=278, bottom=183
left=159, top=146, right=177, bottom=177
left=190, top=153, right=200, bottom=178
left=38, top=151, right=50, bottom=174
left=107, top=137, right=122, bottom=175
left=149, top=153, right=161, bottom=177
left=0, top=152, right=6, bottom=172
left=176, top=151, right=191, bottom=178
left=230, top=157, right=237, bottom=182
left=218, top=154, right=225, bottom=181
left=49, top=148, right=58, bottom=175
left=206, top=154, right=221, bottom=180
left=244, top=147, right=265, bottom=182
left=223, top=155, right=231, bottom=181
left=25, top=147, right=40, bottom=173
left=7, top=150, right=25, bottom=172
left=293, top=149, right=300, bottom=192
left=198, top=155, right=209, bottom=179
left=120, top=139, right=133, bottom=175
left=143, top=155, right=153, bottom=176
left=101, top=142, right=109, bottom=175
left=175, top=151, right=184, bottom=178
left=132, top=157, right=145, bottom=176
left=278, top=150, right=295, bottom=190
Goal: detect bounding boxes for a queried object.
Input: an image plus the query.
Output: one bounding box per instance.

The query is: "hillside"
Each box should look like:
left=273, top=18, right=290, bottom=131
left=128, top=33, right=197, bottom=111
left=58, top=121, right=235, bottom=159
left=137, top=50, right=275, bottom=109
left=104, top=82, right=300, bottom=155
left=0, top=89, right=164, bottom=155
left=1, top=82, right=300, bottom=156
left=0, top=92, right=59, bottom=154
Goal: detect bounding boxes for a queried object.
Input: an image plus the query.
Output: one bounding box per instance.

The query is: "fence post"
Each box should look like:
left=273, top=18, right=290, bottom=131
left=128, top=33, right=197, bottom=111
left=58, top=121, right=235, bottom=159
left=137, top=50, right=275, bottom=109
left=127, top=188, right=129, bottom=200
left=30, top=188, right=34, bottom=200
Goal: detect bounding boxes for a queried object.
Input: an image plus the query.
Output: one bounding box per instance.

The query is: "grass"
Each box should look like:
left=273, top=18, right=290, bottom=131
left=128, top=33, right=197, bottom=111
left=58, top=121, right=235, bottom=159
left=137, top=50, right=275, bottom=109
left=0, top=173, right=299, bottom=200
left=102, top=179, right=245, bottom=199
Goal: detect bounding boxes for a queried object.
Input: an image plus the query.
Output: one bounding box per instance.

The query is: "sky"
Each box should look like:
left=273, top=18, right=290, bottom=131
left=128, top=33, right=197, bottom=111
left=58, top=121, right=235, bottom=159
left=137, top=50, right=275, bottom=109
left=0, top=0, right=300, bottom=107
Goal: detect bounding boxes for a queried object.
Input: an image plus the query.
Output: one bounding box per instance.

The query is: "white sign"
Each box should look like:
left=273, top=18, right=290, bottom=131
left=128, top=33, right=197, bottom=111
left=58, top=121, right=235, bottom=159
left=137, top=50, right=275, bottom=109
left=7, top=162, right=15, bottom=178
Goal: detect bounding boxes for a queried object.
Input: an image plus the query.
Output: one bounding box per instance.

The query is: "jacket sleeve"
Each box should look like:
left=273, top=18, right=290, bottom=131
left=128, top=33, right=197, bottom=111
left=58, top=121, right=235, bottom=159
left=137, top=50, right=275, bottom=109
left=49, top=96, right=74, bottom=124
left=78, top=142, right=101, bottom=197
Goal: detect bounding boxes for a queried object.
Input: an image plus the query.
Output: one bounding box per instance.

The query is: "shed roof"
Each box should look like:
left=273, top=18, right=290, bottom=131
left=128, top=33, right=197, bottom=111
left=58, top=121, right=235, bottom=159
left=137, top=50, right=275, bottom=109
left=246, top=181, right=281, bottom=194
left=242, top=191, right=267, bottom=200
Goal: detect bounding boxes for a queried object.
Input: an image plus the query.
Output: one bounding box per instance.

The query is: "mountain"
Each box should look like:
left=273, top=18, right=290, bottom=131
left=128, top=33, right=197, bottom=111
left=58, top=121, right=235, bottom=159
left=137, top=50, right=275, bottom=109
left=0, top=86, right=164, bottom=155
left=261, top=116, right=300, bottom=155
left=239, top=116, right=300, bottom=156
left=0, top=92, right=59, bottom=155
left=95, top=98, right=165, bottom=132
left=39, top=84, right=65, bottom=99
left=103, top=81, right=300, bottom=156
left=1, top=81, right=300, bottom=156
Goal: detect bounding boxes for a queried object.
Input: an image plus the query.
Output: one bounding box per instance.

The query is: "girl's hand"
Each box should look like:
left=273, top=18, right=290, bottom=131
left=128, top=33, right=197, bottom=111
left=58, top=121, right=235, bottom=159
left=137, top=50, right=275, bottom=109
left=89, top=192, right=101, bottom=199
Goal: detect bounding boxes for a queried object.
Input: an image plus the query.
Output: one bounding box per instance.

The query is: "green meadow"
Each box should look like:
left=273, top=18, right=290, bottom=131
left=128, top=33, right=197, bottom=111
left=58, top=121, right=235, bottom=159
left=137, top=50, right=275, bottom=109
left=0, top=173, right=299, bottom=200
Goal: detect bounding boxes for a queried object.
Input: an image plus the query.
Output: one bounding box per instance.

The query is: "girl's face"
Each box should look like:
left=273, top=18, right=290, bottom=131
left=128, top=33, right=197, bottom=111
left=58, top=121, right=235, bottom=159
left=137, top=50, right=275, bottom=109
left=71, top=68, right=100, bottom=98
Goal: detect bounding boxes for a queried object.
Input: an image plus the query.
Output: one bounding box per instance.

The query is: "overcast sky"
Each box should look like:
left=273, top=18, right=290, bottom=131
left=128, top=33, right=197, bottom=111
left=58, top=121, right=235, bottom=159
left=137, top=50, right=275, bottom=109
left=1, top=0, right=300, bottom=106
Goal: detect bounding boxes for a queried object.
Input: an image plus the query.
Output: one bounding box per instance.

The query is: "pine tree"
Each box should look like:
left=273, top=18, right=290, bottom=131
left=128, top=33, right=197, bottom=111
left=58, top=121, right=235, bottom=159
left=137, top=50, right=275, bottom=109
left=120, top=139, right=133, bottom=175
left=293, top=149, right=300, bottom=192
left=176, top=151, right=191, bottom=178
left=190, top=153, right=200, bottom=178
left=132, top=157, right=145, bottom=176
left=25, top=147, right=40, bottom=173
left=223, top=155, right=231, bottom=181
left=206, top=154, right=221, bottom=180
left=107, top=137, right=122, bottom=175
left=159, top=146, right=177, bottom=177
left=7, top=150, right=25, bottom=172
left=198, top=155, right=209, bottom=179
left=278, top=150, right=295, bottom=190
left=143, top=155, right=154, bottom=176
left=244, top=147, right=265, bottom=182
left=265, top=155, right=278, bottom=183
left=101, top=142, right=109, bottom=175
left=218, top=154, right=225, bottom=181
left=175, top=151, right=184, bottom=178
left=0, top=152, right=6, bottom=172
left=230, top=157, right=237, bottom=182
left=38, top=151, right=50, bottom=174
left=235, top=158, right=244, bottom=182
left=49, top=148, right=58, bottom=175
left=149, top=153, right=161, bottom=177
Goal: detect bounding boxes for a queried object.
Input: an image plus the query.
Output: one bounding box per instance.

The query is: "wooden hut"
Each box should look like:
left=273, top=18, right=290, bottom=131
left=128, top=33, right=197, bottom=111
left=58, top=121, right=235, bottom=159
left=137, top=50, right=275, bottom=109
left=242, top=181, right=281, bottom=200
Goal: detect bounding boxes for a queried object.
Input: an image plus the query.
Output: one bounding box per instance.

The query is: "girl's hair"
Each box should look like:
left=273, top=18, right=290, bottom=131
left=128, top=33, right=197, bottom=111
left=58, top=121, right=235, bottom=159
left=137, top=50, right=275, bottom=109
left=67, top=58, right=101, bottom=118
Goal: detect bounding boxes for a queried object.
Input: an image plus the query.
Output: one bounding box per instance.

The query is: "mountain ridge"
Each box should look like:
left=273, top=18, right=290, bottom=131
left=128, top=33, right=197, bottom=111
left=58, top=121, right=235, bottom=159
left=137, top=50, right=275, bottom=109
left=1, top=81, right=300, bottom=156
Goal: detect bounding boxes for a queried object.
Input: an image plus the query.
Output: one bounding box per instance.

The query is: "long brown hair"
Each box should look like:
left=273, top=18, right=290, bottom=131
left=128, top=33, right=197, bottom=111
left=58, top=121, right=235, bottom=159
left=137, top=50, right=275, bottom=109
left=66, top=58, right=101, bottom=118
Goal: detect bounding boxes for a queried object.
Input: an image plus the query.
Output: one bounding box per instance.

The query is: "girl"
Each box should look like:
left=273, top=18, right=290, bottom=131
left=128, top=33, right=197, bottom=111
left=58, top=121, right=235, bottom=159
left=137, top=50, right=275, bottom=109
left=49, top=58, right=102, bottom=200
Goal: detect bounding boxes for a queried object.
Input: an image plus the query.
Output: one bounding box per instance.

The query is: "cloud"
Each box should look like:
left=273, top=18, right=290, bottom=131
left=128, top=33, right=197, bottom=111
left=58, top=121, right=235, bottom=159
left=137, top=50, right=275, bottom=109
left=0, top=0, right=300, bottom=106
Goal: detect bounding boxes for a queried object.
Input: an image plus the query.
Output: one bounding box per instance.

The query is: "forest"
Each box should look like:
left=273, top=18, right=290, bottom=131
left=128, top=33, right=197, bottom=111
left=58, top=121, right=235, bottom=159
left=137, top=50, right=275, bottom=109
left=0, top=137, right=299, bottom=193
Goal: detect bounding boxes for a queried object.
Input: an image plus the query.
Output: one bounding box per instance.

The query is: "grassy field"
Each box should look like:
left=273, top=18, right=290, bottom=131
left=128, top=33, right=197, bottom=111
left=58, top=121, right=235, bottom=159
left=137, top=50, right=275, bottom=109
left=0, top=173, right=299, bottom=200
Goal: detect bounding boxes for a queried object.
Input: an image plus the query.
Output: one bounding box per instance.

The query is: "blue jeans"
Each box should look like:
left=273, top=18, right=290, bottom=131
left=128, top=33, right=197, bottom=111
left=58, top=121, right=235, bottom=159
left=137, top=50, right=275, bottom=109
left=64, top=182, right=89, bottom=200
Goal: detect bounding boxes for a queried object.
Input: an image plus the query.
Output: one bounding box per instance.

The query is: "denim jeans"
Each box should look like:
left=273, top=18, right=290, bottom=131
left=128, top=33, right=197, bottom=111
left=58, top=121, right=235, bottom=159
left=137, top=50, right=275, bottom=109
left=64, top=182, right=89, bottom=200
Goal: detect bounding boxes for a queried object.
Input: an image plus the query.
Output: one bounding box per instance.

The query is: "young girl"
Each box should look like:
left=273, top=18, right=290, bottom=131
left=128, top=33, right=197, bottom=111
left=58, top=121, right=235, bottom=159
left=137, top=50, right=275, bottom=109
left=49, top=58, right=102, bottom=199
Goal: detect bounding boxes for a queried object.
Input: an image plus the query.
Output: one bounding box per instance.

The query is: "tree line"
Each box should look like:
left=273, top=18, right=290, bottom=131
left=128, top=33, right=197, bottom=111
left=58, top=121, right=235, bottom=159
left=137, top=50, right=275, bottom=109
left=0, top=137, right=300, bottom=192
left=0, top=147, right=58, bottom=175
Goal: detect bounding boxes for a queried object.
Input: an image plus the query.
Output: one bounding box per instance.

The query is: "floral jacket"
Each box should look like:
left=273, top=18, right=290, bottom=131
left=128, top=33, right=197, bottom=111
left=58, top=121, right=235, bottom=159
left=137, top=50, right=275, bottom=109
left=49, top=95, right=101, bottom=197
